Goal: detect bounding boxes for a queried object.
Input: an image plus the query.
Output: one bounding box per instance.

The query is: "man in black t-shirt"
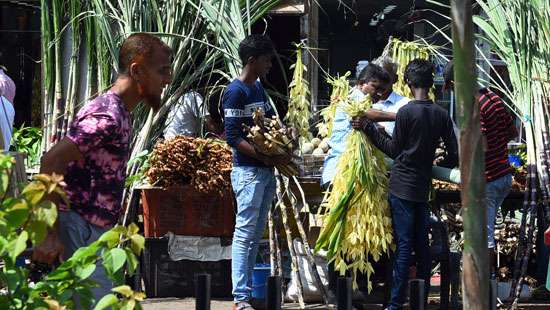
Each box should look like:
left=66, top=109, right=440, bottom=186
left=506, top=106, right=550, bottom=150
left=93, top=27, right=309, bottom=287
left=352, top=59, right=458, bottom=309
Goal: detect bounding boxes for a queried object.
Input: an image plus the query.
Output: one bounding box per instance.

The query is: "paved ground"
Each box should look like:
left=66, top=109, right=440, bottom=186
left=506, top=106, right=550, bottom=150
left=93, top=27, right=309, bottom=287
left=141, top=298, right=550, bottom=309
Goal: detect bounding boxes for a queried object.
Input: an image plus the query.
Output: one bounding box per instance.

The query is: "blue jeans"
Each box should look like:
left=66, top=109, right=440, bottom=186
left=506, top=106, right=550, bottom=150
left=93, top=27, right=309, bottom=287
left=231, top=166, right=276, bottom=302
left=388, top=194, right=431, bottom=310
left=486, top=174, right=512, bottom=248
left=57, top=210, right=111, bottom=308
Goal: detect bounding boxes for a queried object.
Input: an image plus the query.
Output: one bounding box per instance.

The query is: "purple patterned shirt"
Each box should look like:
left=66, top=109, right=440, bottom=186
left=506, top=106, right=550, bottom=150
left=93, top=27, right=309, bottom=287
left=61, top=91, right=132, bottom=228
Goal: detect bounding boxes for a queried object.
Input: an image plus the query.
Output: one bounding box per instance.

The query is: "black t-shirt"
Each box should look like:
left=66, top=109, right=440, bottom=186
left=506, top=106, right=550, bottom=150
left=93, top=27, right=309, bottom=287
left=363, top=100, right=459, bottom=202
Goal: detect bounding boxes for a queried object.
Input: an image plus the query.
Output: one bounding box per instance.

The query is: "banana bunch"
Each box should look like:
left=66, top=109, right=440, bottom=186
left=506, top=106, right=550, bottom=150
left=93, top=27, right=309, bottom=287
left=384, top=38, right=434, bottom=99
left=243, top=108, right=299, bottom=176
left=316, top=72, right=351, bottom=138
left=285, top=45, right=313, bottom=144
left=315, top=96, right=393, bottom=291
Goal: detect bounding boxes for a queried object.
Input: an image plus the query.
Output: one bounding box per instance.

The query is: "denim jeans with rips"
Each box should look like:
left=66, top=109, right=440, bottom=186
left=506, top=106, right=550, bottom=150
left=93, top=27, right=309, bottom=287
left=230, top=166, right=276, bottom=302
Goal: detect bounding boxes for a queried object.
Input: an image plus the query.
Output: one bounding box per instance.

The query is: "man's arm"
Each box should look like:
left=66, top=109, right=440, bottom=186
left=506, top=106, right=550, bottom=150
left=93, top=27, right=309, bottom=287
left=364, top=109, right=397, bottom=122
left=40, top=137, right=83, bottom=176
left=222, top=87, right=287, bottom=166
left=438, top=117, right=459, bottom=168
left=352, top=112, right=405, bottom=159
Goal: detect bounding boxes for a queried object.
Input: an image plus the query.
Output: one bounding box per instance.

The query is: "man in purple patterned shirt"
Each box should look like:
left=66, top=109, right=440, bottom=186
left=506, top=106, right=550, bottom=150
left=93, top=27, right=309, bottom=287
left=33, top=33, right=172, bottom=303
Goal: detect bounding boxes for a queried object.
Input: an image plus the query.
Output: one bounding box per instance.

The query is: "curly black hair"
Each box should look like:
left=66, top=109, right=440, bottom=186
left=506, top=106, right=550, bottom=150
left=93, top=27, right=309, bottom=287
left=404, top=59, right=435, bottom=89
left=238, top=34, right=274, bottom=66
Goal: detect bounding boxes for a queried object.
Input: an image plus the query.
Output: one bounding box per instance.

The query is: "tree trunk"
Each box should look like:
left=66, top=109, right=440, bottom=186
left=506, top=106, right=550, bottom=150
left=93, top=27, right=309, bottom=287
left=451, top=1, right=489, bottom=309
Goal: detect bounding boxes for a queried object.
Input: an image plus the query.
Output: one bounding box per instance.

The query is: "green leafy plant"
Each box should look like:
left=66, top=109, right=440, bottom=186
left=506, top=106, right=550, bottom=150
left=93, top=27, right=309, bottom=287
left=124, top=150, right=150, bottom=188
left=0, top=153, right=145, bottom=309
left=10, top=125, right=42, bottom=169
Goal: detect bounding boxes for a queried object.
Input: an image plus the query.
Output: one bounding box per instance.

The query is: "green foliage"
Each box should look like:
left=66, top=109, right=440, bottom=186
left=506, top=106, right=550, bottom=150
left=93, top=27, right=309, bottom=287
left=10, top=125, right=42, bottom=169
left=124, top=150, right=150, bottom=188
left=0, top=154, right=145, bottom=309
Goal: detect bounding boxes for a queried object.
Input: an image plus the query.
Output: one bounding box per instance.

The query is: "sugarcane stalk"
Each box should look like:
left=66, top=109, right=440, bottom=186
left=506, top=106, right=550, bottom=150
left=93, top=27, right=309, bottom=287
left=452, top=1, right=489, bottom=309
left=509, top=163, right=533, bottom=300
left=52, top=0, right=64, bottom=144
left=289, top=175, right=330, bottom=305
left=270, top=202, right=285, bottom=306
left=41, top=0, right=54, bottom=153
left=275, top=174, right=305, bottom=309
left=62, top=0, right=81, bottom=137
left=268, top=207, right=280, bottom=277
left=510, top=162, right=539, bottom=308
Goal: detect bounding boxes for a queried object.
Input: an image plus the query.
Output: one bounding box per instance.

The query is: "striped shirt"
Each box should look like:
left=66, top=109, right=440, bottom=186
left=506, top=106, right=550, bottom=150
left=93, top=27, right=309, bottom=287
left=479, top=88, right=513, bottom=182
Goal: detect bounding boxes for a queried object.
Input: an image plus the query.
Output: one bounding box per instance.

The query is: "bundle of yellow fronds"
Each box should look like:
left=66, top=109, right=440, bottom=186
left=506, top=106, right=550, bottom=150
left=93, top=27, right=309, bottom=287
left=315, top=96, right=393, bottom=291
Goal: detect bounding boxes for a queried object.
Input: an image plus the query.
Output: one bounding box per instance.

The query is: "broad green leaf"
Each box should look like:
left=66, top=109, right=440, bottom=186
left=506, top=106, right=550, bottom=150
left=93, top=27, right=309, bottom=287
left=103, top=248, right=126, bottom=275
left=46, top=270, right=71, bottom=281
left=111, top=285, right=133, bottom=298
left=93, top=294, right=118, bottom=310
left=130, top=234, right=145, bottom=255
left=21, top=181, right=46, bottom=205
left=75, top=264, right=96, bottom=280
left=36, top=201, right=58, bottom=227
left=98, top=230, right=120, bottom=248
left=127, top=223, right=139, bottom=236
left=4, top=201, right=29, bottom=230
left=124, top=248, right=138, bottom=275
left=27, top=220, right=48, bottom=246
left=10, top=231, right=28, bottom=261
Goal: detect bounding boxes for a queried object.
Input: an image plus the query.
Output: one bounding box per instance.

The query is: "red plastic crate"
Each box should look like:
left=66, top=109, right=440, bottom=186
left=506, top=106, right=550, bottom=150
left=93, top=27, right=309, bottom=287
left=141, top=186, right=235, bottom=237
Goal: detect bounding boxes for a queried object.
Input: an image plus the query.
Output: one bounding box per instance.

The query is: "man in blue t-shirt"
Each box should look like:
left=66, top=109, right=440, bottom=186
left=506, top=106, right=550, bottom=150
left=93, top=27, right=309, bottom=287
left=223, top=34, right=290, bottom=310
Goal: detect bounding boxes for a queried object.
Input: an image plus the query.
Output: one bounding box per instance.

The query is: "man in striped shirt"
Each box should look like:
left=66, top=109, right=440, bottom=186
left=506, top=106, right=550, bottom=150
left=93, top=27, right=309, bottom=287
left=444, top=61, right=518, bottom=276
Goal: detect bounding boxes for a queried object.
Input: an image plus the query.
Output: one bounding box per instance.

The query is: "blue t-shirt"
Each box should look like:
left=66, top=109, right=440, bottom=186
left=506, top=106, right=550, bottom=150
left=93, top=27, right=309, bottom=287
left=223, top=79, right=275, bottom=167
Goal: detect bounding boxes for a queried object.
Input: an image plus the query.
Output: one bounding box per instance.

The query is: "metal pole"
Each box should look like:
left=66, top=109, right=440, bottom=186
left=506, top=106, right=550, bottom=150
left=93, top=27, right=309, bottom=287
left=266, top=276, right=282, bottom=310
left=451, top=1, right=489, bottom=309
left=195, top=273, right=211, bottom=310
left=337, top=277, right=352, bottom=310
left=409, top=279, right=425, bottom=310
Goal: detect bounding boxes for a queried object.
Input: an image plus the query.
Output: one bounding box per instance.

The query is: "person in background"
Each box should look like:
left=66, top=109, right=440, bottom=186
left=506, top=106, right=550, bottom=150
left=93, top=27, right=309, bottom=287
left=0, top=59, right=16, bottom=104
left=353, top=59, right=458, bottom=310
left=368, top=56, right=410, bottom=136
left=0, top=61, right=15, bottom=149
left=349, top=60, right=370, bottom=101
left=443, top=61, right=517, bottom=278
left=321, top=63, right=393, bottom=187
left=163, top=90, right=221, bottom=138
left=32, top=33, right=173, bottom=306
left=222, top=34, right=290, bottom=310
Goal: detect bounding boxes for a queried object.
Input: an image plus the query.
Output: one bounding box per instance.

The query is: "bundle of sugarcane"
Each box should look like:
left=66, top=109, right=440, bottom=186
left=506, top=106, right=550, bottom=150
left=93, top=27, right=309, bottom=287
left=285, top=44, right=313, bottom=144
left=316, top=73, right=351, bottom=138
left=243, top=109, right=300, bottom=177
left=495, top=219, right=522, bottom=256
left=146, top=136, right=232, bottom=195
left=315, top=97, right=393, bottom=291
left=381, top=38, right=433, bottom=99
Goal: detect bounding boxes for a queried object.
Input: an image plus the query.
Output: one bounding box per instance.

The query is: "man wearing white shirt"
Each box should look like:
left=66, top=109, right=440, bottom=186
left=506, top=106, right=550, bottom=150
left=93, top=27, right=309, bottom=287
left=163, top=91, right=219, bottom=138
left=371, top=91, right=410, bottom=136
left=368, top=56, right=410, bottom=136
left=0, top=95, right=15, bottom=150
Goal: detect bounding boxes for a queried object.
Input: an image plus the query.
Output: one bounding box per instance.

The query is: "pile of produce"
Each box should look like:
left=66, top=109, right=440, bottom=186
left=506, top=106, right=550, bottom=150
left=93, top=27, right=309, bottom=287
left=146, top=136, right=232, bottom=195
left=315, top=97, right=393, bottom=291
left=495, top=218, right=521, bottom=256
left=243, top=109, right=300, bottom=177
left=432, top=180, right=460, bottom=191
left=285, top=45, right=312, bottom=143
left=300, top=137, right=331, bottom=156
